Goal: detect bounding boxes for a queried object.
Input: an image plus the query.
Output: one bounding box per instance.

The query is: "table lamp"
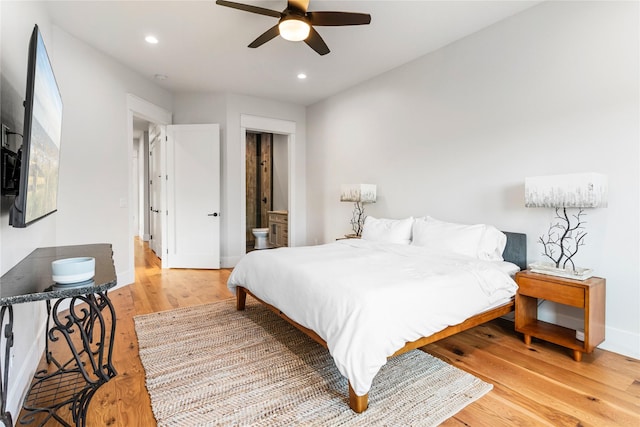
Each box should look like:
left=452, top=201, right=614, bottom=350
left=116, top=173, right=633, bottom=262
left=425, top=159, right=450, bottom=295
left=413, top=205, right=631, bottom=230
left=340, top=184, right=377, bottom=237
left=525, top=172, right=607, bottom=279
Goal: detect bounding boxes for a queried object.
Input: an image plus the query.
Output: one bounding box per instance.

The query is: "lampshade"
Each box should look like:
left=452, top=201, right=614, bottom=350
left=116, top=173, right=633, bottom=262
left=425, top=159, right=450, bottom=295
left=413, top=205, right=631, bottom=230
left=279, top=18, right=310, bottom=42
left=340, top=184, right=377, bottom=203
left=525, top=173, right=608, bottom=208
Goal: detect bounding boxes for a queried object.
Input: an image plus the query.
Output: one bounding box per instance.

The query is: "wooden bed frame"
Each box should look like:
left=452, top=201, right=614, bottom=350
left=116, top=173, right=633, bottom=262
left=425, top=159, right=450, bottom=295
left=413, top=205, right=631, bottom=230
left=236, top=288, right=513, bottom=413
left=235, top=231, right=526, bottom=413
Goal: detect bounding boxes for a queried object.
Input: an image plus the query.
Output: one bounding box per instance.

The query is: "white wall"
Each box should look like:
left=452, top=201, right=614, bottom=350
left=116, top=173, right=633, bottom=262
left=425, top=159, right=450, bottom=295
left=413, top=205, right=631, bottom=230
left=0, top=0, right=58, bottom=270
left=52, top=26, right=172, bottom=284
left=0, top=2, right=56, bottom=417
left=228, top=95, right=306, bottom=264
left=173, top=92, right=306, bottom=267
left=0, top=1, right=173, bottom=417
left=306, top=1, right=639, bottom=358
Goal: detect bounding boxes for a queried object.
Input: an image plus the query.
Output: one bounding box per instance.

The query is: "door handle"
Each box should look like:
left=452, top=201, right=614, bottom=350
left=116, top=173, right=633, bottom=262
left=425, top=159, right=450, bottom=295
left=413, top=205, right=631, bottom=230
left=262, top=197, right=268, bottom=204
left=208, top=213, right=219, bottom=217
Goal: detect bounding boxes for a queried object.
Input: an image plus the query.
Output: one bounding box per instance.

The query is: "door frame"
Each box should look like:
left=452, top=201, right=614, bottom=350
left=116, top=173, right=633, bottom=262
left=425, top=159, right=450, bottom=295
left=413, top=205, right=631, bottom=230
left=240, top=115, right=296, bottom=252
left=126, top=94, right=172, bottom=276
left=148, top=127, right=165, bottom=258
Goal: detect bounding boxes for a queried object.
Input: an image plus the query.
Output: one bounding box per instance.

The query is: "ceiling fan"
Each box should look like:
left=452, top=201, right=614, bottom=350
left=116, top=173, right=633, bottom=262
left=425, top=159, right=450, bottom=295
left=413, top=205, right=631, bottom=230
left=215, top=0, right=371, bottom=56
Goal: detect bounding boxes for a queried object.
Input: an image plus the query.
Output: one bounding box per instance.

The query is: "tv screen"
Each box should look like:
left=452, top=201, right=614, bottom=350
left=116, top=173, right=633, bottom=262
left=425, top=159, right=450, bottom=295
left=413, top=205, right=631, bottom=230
left=9, top=25, right=63, bottom=228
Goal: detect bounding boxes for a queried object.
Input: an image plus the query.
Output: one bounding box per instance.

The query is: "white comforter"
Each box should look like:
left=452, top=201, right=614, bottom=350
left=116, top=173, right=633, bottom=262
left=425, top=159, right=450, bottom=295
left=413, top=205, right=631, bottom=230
left=227, top=239, right=518, bottom=396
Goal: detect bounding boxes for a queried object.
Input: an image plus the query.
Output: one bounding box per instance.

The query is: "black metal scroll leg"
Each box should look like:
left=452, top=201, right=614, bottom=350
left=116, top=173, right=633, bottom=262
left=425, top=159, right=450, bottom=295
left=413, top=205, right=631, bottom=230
left=45, top=300, right=52, bottom=364
left=69, top=293, right=117, bottom=426
left=0, top=306, right=14, bottom=427
left=19, top=292, right=117, bottom=427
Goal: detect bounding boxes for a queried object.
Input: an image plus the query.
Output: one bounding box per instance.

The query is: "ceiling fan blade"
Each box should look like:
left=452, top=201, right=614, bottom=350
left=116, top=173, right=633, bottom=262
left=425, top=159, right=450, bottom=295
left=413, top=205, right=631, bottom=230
left=248, top=24, right=280, bottom=48
left=307, top=11, right=371, bottom=26
left=215, top=0, right=281, bottom=18
left=304, top=27, right=330, bottom=56
left=288, top=0, right=309, bottom=13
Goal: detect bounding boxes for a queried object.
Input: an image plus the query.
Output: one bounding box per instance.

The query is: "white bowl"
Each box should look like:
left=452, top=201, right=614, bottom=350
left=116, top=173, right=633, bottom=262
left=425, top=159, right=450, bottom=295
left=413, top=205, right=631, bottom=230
left=52, top=257, right=96, bottom=284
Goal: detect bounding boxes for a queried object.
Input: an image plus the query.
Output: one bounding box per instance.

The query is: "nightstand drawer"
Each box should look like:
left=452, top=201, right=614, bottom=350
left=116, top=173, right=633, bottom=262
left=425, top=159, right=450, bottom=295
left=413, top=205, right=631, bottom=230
left=517, top=277, right=585, bottom=307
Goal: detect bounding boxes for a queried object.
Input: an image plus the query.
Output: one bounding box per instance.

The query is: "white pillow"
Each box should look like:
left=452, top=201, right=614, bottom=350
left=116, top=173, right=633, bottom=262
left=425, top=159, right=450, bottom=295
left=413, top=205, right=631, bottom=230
left=361, top=216, right=414, bottom=245
left=411, top=216, right=485, bottom=258
left=412, top=217, right=507, bottom=260
left=478, top=225, right=507, bottom=261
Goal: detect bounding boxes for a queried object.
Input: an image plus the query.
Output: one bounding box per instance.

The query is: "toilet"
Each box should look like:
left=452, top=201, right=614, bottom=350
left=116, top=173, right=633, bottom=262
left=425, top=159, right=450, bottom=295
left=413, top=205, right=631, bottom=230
left=252, top=228, right=269, bottom=249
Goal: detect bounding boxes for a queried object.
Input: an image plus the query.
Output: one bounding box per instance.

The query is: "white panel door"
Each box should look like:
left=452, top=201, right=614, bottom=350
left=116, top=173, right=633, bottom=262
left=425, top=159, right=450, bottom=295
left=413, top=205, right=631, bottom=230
left=166, top=124, right=220, bottom=269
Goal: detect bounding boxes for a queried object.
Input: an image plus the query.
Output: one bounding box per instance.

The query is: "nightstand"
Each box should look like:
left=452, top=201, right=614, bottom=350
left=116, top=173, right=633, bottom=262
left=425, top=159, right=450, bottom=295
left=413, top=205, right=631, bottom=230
left=515, top=270, right=605, bottom=361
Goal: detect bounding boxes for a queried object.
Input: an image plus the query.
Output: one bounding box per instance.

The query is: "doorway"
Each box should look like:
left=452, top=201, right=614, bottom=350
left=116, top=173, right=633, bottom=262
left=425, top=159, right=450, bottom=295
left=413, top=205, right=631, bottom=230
left=238, top=114, right=297, bottom=265
left=127, top=95, right=171, bottom=281
left=131, top=119, right=163, bottom=259
left=245, top=131, right=289, bottom=252
left=246, top=132, right=272, bottom=250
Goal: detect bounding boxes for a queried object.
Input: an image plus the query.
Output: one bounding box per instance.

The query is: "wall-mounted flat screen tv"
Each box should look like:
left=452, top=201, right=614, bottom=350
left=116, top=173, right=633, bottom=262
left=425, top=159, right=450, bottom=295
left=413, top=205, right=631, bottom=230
left=10, top=24, right=63, bottom=228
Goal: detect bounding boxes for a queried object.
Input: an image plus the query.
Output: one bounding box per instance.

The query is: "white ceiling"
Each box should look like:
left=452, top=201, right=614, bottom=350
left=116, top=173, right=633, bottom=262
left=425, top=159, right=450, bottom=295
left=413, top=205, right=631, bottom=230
left=45, top=0, right=540, bottom=107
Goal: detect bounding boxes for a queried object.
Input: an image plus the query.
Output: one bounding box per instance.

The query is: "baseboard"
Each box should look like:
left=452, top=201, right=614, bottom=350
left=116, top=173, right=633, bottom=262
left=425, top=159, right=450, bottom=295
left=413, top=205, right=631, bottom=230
left=534, top=302, right=640, bottom=360
left=116, top=269, right=134, bottom=289
left=221, top=255, right=243, bottom=269
left=598, top=326, right=640, bottom=360
left=500, top=313, right=638, bottom=360
left=6, top=318, right=47, bottom=422
left=551, top=312, right=639, bottom=359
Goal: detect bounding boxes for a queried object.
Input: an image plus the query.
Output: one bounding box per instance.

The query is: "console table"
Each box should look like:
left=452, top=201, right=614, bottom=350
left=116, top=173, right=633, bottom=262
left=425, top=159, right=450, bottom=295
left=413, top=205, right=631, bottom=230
left=0, top=244, right=117, bottom=426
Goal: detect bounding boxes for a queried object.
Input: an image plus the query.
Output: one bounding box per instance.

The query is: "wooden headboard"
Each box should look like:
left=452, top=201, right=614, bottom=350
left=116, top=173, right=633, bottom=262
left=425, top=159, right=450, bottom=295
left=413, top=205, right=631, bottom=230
left=503, top=232, right=527, bottom=271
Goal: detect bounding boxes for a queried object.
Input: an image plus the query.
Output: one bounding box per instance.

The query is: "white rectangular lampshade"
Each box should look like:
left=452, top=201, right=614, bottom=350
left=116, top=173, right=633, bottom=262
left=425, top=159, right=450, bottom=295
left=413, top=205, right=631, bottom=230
left=340, top=184, right=377, bottom=203
left=525, top=173, right=608, bottom=208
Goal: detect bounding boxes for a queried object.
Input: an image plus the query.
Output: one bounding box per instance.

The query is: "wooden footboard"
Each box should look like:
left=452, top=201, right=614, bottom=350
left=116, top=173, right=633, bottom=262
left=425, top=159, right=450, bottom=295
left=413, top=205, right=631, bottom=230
left=235, top=286, right=514, bottom=413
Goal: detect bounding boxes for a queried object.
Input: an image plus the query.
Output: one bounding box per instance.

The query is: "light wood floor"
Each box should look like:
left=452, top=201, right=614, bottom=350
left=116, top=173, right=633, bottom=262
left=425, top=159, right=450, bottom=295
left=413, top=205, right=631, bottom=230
left=23, top=238, right=640, bottom=426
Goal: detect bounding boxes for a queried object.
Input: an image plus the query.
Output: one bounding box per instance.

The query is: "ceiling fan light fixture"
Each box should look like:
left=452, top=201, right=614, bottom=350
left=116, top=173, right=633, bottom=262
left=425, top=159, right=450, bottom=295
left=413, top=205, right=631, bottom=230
left=279, top=18, right=310, bottom=42
left=215, top=0, right=371, bottom=55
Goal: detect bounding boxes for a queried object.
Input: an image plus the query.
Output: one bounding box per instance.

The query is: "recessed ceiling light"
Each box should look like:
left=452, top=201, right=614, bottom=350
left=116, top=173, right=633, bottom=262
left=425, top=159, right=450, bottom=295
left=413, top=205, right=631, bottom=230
left=154, top=74, right=168, bottom=80
left=297, top=73, right=307, bottom=80
left=145, top=35, right=159, bottom=44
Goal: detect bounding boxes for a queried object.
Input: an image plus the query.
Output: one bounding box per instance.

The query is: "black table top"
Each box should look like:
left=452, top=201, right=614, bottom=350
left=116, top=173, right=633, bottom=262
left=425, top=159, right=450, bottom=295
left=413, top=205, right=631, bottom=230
left=0, top=243, right=117, bottom=306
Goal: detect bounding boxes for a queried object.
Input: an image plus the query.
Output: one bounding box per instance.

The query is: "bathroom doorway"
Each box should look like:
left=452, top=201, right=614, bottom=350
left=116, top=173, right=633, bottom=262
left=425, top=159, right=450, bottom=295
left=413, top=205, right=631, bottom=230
left=246, top=132, right=272, bottom=250
left=245, top=131, right=288, bottom=252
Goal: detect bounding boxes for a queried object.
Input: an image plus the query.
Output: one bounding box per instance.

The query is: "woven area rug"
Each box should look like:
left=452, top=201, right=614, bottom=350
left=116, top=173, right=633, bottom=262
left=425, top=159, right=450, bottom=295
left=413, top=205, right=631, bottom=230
left=134, top=299, right=492, bottom=426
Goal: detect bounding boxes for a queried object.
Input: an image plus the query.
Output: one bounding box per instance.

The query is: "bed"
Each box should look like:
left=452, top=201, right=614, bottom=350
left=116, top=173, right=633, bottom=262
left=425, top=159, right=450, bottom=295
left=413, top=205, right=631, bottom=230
left=228, top=216, right=527, bottom=413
